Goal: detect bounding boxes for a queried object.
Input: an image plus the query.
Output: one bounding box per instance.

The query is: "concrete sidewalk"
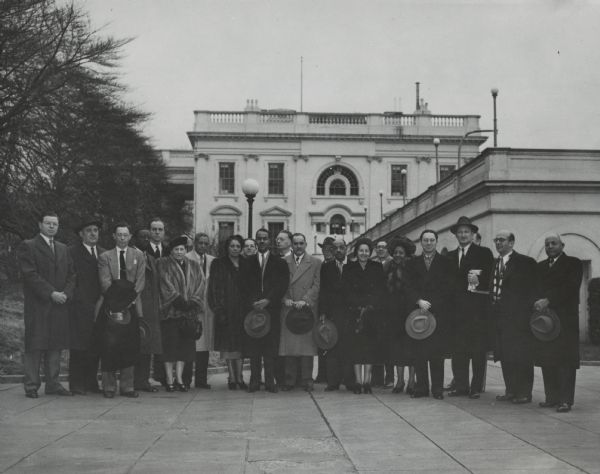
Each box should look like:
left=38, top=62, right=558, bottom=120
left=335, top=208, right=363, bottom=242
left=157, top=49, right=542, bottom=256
left=1, top=362, right=599, bottom=473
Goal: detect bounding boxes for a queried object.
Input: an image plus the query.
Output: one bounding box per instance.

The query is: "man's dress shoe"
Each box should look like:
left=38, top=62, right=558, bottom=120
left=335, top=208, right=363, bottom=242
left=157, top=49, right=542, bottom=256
left=247, top=383, right=259, bottom=393
left=324, top=385, right=339, bottom=392
left=511, top=396, right=531, bottom=404
left=448, top=390, right=469, bottom=397
left=496, top=394, right=514, bottom=402
left=468, top=392, right=481, bottom=399
left=195, top=383, right=211, bottom=389
left=47, top=387, right=73, bottom=396
left=103, top=392, right=115, bottom=399
left=433, top=393, right=444, bottom=400
left=25, top=390, right=38, bottom=399
left=539, top=401, right=558, bottom=408
left=121, top=391, right=139, bottom=398
left=556, top=403, right=571, bottom=413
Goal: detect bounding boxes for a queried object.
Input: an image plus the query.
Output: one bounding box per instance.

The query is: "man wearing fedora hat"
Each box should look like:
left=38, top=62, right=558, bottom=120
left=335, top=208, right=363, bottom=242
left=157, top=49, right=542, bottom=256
left=68, top=217, right=105, bottom=395
left=242, top=228, right=289, bottom=393
left=490, top=230, right=537, bottom=404
left=447, top=216, right=494, bottom=399
left=533, top=234, right=583, bottom=413
left=279, top=233, right=321, bottom=391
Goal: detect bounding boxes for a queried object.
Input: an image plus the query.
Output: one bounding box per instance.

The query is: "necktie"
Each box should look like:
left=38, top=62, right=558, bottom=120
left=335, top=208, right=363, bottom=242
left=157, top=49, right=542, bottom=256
left=337, top=260, right=343, bottom=275
left=91, top=246, right=96, bottom=259
left=48, top=238, right=55, bottom=254
left=459, top=247, right=465, bottom=268
left=154, top=245, right=160, bottom=258
left=202, top=255, right=206, bottom=274
left=295, top=256, right=301, bottom=266
left=492, top=257, right=504, bottom=302
left=119, top=250, right=127, bottom=280
left=548, top=257, right=555, bottom=268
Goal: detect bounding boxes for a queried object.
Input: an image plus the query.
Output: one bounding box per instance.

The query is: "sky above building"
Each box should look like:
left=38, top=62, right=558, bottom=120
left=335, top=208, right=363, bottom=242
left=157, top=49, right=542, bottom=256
left=83, top=0, right=600, bottom=151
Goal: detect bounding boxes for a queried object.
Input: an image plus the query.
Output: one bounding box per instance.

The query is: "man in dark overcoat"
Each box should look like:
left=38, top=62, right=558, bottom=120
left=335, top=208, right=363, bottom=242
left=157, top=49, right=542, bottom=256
left=490, top=230, right=537, bottom=404
left=17, top=211, right=76, bottom=398
left=243, top=228, right=289, bottom=393
left=319, top=238, right=354, bottom=391
left=534, top=233, right=583, bottom=412
left=447, top=217, right=494, bottom=399
left=406, top=229, right=454, bottom=399
left=133, top=225, right=163, bottom=392
left=68, top=217, right=105, bottom=395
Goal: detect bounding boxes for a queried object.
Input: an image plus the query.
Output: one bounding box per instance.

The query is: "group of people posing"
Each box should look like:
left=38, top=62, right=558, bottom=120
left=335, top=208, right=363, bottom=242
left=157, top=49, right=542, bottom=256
left=18, top=212, right=582, bottom=413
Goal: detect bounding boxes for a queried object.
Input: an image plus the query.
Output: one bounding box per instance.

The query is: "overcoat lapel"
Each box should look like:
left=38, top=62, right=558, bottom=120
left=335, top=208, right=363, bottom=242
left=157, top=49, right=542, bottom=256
left=34, top=234, right=55, bottom=261
left=290, top=255, right=312, bottom=285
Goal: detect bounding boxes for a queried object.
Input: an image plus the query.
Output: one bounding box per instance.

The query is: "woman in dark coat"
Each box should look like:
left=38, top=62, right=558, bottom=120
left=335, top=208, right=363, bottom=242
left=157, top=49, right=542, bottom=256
left=208, top=234, right=247, bottom=390
left=343, top=238, right=386, bottom=394
left=158, top=236, right=205, bottom=392
left=385, top=237, right=416, bottom=394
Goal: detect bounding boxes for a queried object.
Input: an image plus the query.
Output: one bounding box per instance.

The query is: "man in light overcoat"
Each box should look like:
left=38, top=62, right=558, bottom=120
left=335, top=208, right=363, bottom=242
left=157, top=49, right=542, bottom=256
left=279, top=233, right=321, bottom=391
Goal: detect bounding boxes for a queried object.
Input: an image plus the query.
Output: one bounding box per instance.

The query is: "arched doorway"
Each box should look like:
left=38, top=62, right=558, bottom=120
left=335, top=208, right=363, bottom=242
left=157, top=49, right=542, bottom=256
left=330, top=214, right=346, bottom=235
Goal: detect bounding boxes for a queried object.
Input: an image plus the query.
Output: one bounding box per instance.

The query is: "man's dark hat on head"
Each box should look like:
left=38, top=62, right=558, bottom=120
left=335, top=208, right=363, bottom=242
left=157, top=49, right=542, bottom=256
left=74, top=216, right=103, bottom=234
left=450, top=216, right=478, bottom=235
left=318, top=236, right=335, bottom=249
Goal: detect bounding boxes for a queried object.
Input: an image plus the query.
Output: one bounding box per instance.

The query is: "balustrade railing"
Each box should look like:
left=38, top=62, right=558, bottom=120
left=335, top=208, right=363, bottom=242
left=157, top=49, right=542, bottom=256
left=308, top=114, right=367, bottom=125
left=431, top=115, right=465, bottom=127
left=209, top=113, right=244, bottom=124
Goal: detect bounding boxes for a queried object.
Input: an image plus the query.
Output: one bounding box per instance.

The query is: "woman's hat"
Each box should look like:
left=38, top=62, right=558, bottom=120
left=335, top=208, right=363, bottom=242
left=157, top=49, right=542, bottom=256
left=244, top=308, right=271, bottom=338
left=450, top=216, right=478, bottom=235
left=285, top=307, right=315, bottom=334
left=167, top=236, right=188, bottom=254
left=318, top=236, right=335, bottom=249
left=530, top=308, right=561, bottom=342
left=405, top=308, right=437, bottom=340
left=313, top=319, right=338, bottom=350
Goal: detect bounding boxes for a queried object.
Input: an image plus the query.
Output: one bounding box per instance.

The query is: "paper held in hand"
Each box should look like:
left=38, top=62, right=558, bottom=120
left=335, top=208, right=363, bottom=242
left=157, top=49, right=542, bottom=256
left=468, top=269, right=489, bottom=294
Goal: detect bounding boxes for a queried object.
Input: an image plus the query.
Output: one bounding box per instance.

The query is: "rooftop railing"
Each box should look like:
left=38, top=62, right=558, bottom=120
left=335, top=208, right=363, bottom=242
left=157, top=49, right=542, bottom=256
left=191, top=110, right=481, bottom=137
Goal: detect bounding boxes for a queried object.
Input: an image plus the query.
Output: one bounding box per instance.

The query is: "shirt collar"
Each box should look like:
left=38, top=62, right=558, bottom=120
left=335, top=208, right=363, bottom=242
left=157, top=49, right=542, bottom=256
left=117, top=246, right=128, bottom=254
left=501, top=250, right=513, bottom=264
left=459, top=243, right=472, bottom=254
left=40, top=234, right=52, bottom=246
left=83, top=243, right=94, bottom=254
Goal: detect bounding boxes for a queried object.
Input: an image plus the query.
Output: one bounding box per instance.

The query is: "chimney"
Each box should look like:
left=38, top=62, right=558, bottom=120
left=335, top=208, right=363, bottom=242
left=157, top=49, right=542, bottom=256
left=415, top=82, right=420, bottom=111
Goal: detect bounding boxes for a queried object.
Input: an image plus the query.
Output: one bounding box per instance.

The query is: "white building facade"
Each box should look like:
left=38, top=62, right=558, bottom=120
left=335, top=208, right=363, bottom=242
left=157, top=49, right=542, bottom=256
left=164, top=102, right=486, bottom=252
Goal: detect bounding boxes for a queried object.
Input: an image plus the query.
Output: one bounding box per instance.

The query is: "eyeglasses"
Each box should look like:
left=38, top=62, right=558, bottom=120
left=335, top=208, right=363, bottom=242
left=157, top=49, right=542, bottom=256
left=493, top=238, right=508, bottom=243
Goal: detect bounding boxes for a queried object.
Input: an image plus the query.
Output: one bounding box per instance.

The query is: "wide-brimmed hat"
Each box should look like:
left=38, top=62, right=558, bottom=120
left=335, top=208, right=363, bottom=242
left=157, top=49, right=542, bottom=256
left=74, top=216, right=103, bottom=234
left=318, top=236, right=335, bottom=249
left=530, top=308, right=561, bottom=342
left=286, top=307, right=315, bottom=334
left=405, top=308, right=437, bottom=340
left=450, top=216, right=478, bottom=235
left=313, top=319, right=338, bottom=350
left=105, top=280, right=137, bottom=313
left=139, top=318, right=151, bottom=341
left=244, top=308, right=271, bottom=338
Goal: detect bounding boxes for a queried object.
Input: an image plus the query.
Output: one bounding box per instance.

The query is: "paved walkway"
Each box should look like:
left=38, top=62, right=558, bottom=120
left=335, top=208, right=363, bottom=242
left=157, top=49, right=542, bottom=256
left=1, top=362, right=599, bottom=474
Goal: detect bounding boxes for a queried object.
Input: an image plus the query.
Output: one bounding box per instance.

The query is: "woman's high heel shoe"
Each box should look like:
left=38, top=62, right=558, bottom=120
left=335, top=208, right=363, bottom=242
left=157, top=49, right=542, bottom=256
left=178, top=383, right=189, bottom=392
left=363, top=383, right=372, bottom=394
left=392, top=382, right=405, bottom=394
left=165, top=384, right=175, bottom=393
left=353, top=384, right=362, bottom=395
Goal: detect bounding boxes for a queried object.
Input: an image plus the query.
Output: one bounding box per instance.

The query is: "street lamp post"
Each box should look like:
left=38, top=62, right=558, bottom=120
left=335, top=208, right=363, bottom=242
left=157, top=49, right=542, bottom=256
left=379, top=190, right=383, bottom=221
left=491, top=88, right=499, bottom=147
left=241, top=178, right=259, bottom=238
left=401, top=168, right=407, bottom=206
left=433, top=138, right=440, bottom=182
